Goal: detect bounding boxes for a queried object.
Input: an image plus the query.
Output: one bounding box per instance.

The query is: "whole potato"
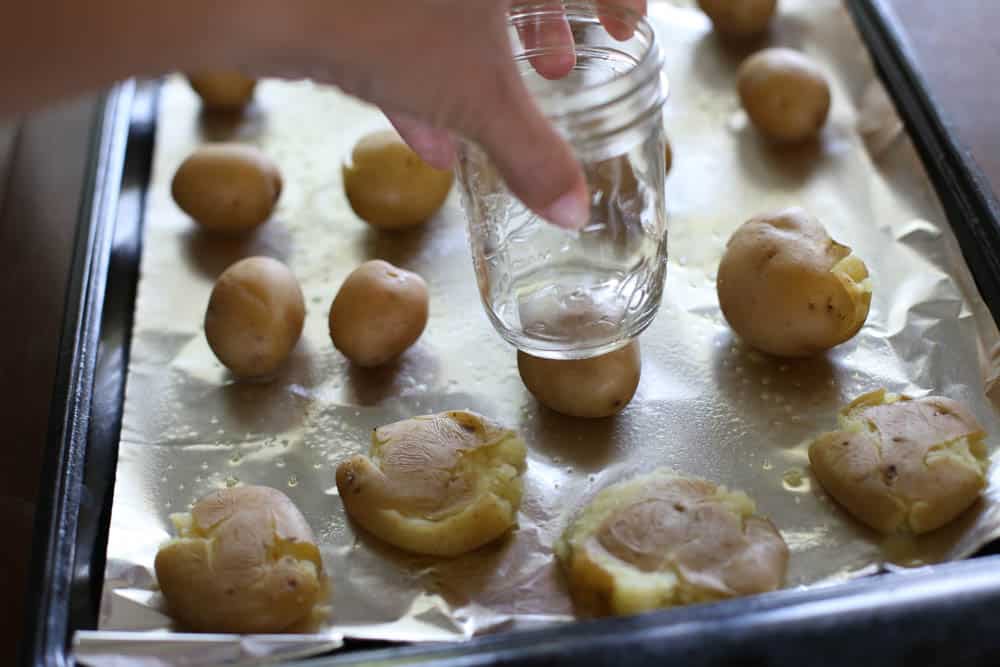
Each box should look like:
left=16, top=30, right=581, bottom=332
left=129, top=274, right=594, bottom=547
left=716, top=208, right=871, bottom=358
left=154, top=486, right=326, bottom=633
left=342, top=130, right=453, bottom=230
left=172, top=144, right=282, bottom=233
left=328, top=260, right=429, bottom=367
left=738, top=48, right=831, bottom=143
left=518, top=341, right=641, bottom=418
left=205, top=257, right=305, bottom=379
left=698, top=0, right=777, bottom=38
left=186, top=71, right=257, bottom=112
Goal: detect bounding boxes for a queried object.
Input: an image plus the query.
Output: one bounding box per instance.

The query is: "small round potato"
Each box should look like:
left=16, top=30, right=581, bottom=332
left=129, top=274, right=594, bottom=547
left=172, top=144, right=282, bottom=233
left=716, top=208, right=871, bottom=358
left=698, top=0, right=777, bottom=38
left=556, top=469, right=788, bottom=616
left=154, top=486, right=326, bottom=633
left=518, top=341, right=641, bottom=419
left=809, top=389, right=989, bottom=534
left=328, top=260, right=429, bottom=367
left=342, top=130, right=453, bottom=230
left=336, top=410, right=527, bottom=556
left=738, top=48, right=831, bottom=143
left=186, top=71, right=257, bottom=112
left=205, top=257, right=305, bottom=379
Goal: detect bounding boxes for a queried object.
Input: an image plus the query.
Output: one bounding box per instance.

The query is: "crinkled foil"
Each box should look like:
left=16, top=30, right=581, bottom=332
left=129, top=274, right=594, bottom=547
left=80, top=1, right=1000, bottom=664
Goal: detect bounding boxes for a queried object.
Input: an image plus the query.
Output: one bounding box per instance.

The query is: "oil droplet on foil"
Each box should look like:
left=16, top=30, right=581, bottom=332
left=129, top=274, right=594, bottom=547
left=276, top=458, right=286, bottom=469
left=762, top=460, right=773, bottom=471
left=226, top=475, right=240, bottom=488
left=288, top=475, right=299, bottom=488
left=782, top=468, right=811, bottom=492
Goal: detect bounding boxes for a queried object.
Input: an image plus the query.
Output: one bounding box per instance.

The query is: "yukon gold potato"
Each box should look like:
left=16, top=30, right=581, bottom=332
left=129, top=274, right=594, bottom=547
left=698, top=0, right=777, bottom=38
left=328, top=259, right=428, bottom=367
left=342, top=130, right=453, bottom=230
left=738, top=48, right=831, bottom=143
left=518, top=341, right=641, bottom=418
left=809, top=389, right=989, bottom=535
left=171, top=144, right=282, bottom=233
left=717, top=208, right=871, bottom=358
left=336, top=411, right=527, bottom=557
left=205, top=257, right=305, bottom=379
left=154, top=486, right=326, bottom=633
left=557, top=469, right=788, bottom=617
left=186, top=71, right=257, bottom=112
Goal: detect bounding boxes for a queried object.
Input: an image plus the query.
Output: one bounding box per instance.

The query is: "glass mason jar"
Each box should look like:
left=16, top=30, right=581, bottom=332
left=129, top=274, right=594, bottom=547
left=457, top=2, right=669, bottom=360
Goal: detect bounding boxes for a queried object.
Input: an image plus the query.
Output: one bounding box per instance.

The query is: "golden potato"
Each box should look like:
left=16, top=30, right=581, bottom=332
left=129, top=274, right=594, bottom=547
left=556, top=469, right=788, bottom=617
left=205, top=257, right=305, bottom=379
left=698, top=0, right=777, bottom=38
left=342, top=130, right=453, bottom=230
left=518, top=341, right=641, bottom=418
left=186, top=71, right=257, bottom=112
left=716, top=208, right=871, bottom=358
left=171, top=144, right=282, bottom=233
left=809, top=389, right=989, bottom=535
left=336, top=410, right=527, bottom=556
left=328, top=259, right=428, bottom=367
left=738, top=48, right=831, bottom=143
left=154, top=486, right=326, bottom=633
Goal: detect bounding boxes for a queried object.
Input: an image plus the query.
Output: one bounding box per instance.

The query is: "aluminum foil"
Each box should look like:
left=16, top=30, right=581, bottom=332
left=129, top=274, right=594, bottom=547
left=82, top=0, right=1000, bottom=663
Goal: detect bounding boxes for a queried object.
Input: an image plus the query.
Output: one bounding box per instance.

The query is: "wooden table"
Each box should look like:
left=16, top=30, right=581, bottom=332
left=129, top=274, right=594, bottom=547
left=3, top=2, right=999, bottom=663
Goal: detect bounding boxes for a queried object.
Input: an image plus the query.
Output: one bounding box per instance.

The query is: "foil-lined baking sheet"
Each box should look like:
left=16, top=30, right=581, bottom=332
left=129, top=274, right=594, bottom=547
left=78, top=1, right=1000, bottom=664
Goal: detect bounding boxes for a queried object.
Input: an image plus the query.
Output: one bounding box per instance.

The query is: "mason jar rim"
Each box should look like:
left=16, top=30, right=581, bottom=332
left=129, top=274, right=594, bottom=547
left=507, top=1, right=668, bottom=122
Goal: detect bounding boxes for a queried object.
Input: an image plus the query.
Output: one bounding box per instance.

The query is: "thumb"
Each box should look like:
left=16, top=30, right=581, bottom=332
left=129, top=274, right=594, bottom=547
left=463, top=66, right=590, bottom=231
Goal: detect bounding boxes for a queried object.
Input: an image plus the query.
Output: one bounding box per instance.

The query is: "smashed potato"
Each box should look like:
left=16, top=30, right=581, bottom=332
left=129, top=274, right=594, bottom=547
left=809, top=389, right=989, bottom=534
left=557, top=469, right=788, bottom=617
left=342, top=130, right=453, bottom=230
left=738, top=48, right=831, bottom=143
left=518, top=341, right=641, bottom=418
left=171, top=144, right=282, bottom=233
left=336, top=411, right=527, bottom=557
left=717, top=208, right=871, bottom=358
left=186, top=71, right=257, bottom=112
left=154, top=486, right=326, bottom=633
left=698, top=0, right=777, bottom=38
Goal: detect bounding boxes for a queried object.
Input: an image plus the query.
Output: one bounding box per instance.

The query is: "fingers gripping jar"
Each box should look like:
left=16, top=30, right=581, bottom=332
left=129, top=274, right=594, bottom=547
left=457, top=2, right=669, bottom=360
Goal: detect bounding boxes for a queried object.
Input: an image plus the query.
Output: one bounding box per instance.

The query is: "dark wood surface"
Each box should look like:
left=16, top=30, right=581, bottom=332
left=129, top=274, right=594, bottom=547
left=3, top=2, right=999, bottom=664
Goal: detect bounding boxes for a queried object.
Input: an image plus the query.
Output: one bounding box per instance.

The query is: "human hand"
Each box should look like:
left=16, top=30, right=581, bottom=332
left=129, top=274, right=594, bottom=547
left=242, top=0, right=647, bottom=229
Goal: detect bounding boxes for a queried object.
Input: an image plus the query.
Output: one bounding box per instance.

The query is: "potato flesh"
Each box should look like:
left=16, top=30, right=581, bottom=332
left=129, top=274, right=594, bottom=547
left=808, top=390, right=989, bottom=534
left=154, top=486, right=325, bottom=634
left=336, top=411, right=527, bottom=556
left=557, top=470, right=788, bottom=616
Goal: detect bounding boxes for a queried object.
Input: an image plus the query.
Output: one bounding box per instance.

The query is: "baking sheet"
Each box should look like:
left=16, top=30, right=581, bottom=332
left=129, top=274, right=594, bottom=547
left=82, top=0, right=1000, bottom=663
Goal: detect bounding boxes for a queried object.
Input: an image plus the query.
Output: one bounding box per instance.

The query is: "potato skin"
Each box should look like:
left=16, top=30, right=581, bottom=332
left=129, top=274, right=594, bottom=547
left=698, top=0, right=777, bottom=38
left=205, top=257, right=305, bottom=379
left=716, top=208, right=871, bottom=358
left=518, top=341, right=641, bottom=418
left=186, top=71, right=257, bottom=112
left=172, top=144, right=282, bottom=233
left=154, top=486, right=325, bottom=633
left=342, top=130, right=453, bottom=230
left=738, top=48, right=831, bottom=143
left=328, top=260, right=429, bottom=367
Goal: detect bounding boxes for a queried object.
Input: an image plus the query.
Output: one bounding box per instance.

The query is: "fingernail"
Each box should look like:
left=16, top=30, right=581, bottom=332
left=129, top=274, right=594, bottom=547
left=542, top=186, right=590, bottom=230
